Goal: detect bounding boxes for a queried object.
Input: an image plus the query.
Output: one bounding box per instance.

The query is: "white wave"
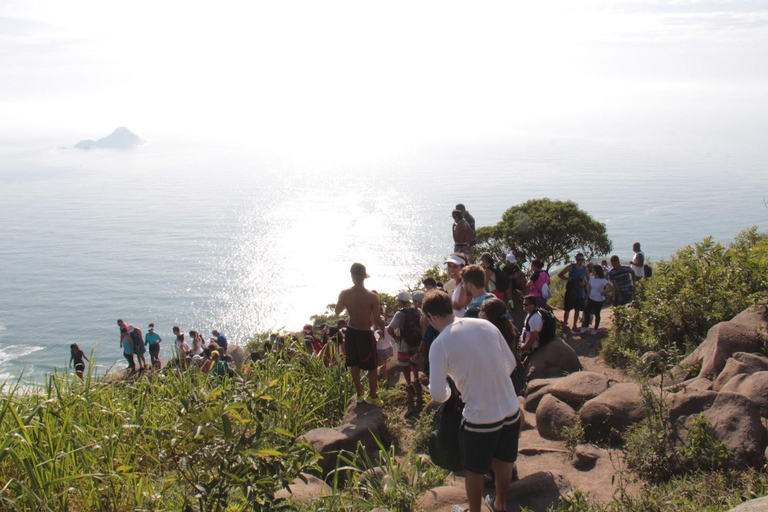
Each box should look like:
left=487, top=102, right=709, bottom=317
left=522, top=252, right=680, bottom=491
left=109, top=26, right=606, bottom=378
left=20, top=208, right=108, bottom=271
left=0, top=344, right=45, bottom=365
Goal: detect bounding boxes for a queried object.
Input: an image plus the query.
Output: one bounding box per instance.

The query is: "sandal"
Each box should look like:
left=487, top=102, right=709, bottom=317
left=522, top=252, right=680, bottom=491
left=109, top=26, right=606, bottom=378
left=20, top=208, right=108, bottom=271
left=451, top=506, right=469, bottom=512
left=484, top=494, right=506, bottom=512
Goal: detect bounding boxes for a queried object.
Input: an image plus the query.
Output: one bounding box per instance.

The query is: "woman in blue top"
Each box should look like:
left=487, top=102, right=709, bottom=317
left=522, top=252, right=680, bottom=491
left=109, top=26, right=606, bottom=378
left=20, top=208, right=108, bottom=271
left=558, top=253, right=588, bottom=332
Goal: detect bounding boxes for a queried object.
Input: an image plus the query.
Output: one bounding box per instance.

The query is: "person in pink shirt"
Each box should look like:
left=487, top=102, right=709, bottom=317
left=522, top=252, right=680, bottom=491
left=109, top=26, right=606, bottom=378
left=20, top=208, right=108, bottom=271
left=526, top=259, right=553, bottom=312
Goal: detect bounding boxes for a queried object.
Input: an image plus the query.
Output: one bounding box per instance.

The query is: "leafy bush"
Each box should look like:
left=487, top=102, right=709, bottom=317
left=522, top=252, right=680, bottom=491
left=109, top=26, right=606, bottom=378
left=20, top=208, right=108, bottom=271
left=602, top=228, right=768, bottom=369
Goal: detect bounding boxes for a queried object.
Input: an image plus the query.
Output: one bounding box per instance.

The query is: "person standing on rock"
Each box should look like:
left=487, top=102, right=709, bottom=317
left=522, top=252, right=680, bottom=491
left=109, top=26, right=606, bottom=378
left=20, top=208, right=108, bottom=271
left=145, top=323, right=162, bottom=369
left=630, top=242, right=645, bottom=282
left=117, top=319, right=135, bottom=374
left=558, top=253, right=589, bottom=332
left=455, top=204, right=476, bottom=259
left=424, top=290, right=520, bottom=512
left=335, top=263, right=385, bottom=406
left=452, top=209, right=474, bottom=262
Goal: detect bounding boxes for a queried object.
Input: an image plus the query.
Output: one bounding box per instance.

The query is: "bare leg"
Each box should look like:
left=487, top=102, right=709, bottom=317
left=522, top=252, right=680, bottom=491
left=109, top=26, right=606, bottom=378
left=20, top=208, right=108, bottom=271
left=350, top=366, right=364, bottom=396
left=464, top=471, right=484, bottom=512
left=491, top=459, right=513, bottom=510
left=367, top=367, right=378, bottom=398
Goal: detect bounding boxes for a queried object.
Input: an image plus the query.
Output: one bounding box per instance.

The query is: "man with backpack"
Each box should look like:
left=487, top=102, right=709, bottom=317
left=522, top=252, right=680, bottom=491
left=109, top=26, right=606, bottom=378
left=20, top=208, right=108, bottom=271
left=520, top=295, right=557, bottom=357
left=424, top=290, right=520, bottom=512
left=387, top=291, right=423, bottom=401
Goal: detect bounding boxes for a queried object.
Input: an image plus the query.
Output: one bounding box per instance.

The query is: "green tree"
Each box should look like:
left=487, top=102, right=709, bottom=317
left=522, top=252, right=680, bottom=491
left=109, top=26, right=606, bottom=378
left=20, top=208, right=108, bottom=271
left=477, top=198, right=612, bottom=271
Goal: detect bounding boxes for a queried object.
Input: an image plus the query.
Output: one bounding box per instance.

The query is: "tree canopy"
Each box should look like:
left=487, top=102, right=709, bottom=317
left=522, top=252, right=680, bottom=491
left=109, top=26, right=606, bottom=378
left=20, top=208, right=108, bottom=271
left=477, top=198, right=612, bottom=271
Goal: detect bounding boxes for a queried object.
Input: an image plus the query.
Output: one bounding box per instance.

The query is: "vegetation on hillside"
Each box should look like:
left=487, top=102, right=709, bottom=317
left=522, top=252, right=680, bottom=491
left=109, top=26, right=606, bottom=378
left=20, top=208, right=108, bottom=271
left=602, top=227, right=768, bottom=369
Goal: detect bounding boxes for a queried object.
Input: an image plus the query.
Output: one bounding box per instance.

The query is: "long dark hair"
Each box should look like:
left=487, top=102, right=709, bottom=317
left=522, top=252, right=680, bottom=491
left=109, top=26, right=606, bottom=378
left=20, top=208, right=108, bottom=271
left=480, top=297, right=518, bottom=352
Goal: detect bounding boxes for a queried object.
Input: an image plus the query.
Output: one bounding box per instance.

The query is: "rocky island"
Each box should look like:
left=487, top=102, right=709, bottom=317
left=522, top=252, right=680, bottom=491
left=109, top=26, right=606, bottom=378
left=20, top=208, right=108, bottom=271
left=74, top=126, right=144, bottom=149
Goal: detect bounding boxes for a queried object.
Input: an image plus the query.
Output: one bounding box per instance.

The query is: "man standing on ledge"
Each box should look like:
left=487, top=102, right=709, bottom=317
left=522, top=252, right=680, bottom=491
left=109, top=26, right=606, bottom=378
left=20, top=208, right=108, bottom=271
left=455, top=204, right=476, bottom=255
left=336, top=263, right=385, bottom=406
left=424, top=290, right=520, bottom=512
left=452, top=209, right=474, bottom=262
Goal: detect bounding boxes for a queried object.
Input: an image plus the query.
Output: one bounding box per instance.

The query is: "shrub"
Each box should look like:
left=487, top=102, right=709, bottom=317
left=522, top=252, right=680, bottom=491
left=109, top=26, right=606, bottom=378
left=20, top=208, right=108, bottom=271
left=602, top=228, right=768, bottom=370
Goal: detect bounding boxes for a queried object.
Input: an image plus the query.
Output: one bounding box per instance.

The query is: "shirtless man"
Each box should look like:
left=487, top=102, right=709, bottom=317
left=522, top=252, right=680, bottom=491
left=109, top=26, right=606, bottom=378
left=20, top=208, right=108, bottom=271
left=452, top=209, right=474, bottom=262
left=335, top=262, right=385, bottom=406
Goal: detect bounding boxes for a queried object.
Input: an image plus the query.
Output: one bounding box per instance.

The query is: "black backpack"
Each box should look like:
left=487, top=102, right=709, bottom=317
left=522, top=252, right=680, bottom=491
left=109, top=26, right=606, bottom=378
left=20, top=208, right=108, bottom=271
left=492, top=267, right=510, bottom=294
left=527, top=309, right=557, bottom=345
left=429, top=383, right=464, bottom=472
left=644, top=264, right=653, bottom=278
left=401, top=307, right=423, bottom=348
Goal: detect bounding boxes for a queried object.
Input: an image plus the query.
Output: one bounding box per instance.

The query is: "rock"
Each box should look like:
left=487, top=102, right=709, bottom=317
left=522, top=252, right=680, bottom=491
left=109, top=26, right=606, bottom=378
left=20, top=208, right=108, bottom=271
left=728, top=495, right=768, bottom=511
left=713, top=352, right=768, bottom=391
left=679, top=307, right=768, bottom=380
left=549, top=371, right=612, bottom=408
left=523, top=378, right=559, bottom=413
left=719, top=371, right=768, bottom=417
left=525, top=340, right=583, bottom=381
left=520, top=407, right=535, bottom=431
left=536, top=394, right=577, bottom=440
left=503, top=471, right=571, bottom=512
left=74, top=126, right=144, bottom=149
left=417, top=485, right=468, bottom=511
left=579, top=383, right=645, bottom=442
left=227, top=345, right=247, bottom=370
left=675, top=377, right=713, bottom=393
left=358, top=466, right=387, bottom=486
left=298, top=399, right=386, bottom=476
left=667, top=390, right=766, bottom=472
left=572, top=445, right=600, bottom=470
left=275, top=474, right=331, bottom=502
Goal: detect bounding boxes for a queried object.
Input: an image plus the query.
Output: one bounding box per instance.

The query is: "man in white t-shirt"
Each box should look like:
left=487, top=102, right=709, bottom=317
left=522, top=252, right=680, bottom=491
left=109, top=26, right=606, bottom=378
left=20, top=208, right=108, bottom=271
left=424, top=290, right=520, bottom=512
left=520, top=295, right=543, bottom=353
left=630, top=242, right=645, bottom=281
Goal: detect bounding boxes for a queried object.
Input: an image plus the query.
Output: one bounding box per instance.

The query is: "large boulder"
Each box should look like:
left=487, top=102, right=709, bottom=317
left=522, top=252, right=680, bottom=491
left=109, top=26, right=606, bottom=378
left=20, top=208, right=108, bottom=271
left=525, top=340, right=582, bottom=380
left=579, top=383, right=645, bottom=442
left=503, top=471, right=572, bottom=512
left=549, top=372, right=612, bottom=409
left=298, top=399, right=386, bottom=476
left=523, top=378, right=559, bottom=413
left=227, top=345, right=248, bottom=370
left=720, top=371, right=768, bottom=417
left=275, top=474, right=331, bottom=503
left=667, top=390, right=766, bottom=472
left=679, top=307, right=768, bottom=381
left=536, top=394, right=577, bottom=440
left=728, top=496, right=768, bottom=511
left=713, top=352, right=768, bottom=391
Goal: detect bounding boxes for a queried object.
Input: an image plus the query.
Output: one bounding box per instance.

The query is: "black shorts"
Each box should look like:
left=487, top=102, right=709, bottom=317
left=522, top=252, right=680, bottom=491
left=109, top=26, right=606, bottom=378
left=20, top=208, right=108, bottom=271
left=564, top=295, right=586, bottom=312
left=74, top=363, right=85, bottom=372
left=344, top=327, right=377, bottom=371
left=459, top=410, right=521, bottom=474
left=149, top=343, right=160, bottom=357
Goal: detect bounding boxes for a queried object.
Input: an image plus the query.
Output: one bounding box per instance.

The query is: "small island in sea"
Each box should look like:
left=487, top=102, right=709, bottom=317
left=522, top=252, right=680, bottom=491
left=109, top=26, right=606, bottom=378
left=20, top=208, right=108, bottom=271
left=74, top=126, right=144, bottom=149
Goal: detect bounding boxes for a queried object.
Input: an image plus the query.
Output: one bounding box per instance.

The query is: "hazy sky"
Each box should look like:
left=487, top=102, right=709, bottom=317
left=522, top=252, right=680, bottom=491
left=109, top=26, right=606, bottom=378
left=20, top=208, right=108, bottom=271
left=1, top=0, right=767, bottom=148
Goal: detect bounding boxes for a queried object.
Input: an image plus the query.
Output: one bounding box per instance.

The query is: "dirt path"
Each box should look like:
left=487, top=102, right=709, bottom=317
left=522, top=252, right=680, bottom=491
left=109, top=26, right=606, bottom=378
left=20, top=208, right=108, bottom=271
left=393, top=306, right=640, bottom=509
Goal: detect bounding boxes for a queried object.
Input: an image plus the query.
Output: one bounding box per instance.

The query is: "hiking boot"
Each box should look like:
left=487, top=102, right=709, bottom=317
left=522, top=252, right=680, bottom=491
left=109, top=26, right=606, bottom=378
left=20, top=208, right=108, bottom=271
left=364, top=395, right=384, bottom=407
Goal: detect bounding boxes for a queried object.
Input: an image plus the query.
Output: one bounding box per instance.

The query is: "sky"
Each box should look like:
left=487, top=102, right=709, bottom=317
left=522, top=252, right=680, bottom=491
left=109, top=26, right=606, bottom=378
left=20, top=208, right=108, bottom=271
left=1, top=0, right=767, bottom=150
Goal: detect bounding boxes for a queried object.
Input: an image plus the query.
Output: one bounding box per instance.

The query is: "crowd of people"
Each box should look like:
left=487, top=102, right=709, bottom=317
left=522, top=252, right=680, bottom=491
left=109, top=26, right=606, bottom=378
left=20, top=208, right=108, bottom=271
left=109, top=318, right=233, bottom=379
left=72, top=202, right=646, bottom=512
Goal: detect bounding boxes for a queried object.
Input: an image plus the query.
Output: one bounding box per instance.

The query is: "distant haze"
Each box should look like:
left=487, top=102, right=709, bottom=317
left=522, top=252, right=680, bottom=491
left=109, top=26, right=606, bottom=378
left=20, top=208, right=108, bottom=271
left=1, top=1, right=767, bottom=150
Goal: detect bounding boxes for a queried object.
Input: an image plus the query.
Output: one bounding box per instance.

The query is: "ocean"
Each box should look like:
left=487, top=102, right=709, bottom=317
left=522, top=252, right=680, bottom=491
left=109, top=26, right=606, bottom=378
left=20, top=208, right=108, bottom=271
left=2, top=122, right=767, bottom=383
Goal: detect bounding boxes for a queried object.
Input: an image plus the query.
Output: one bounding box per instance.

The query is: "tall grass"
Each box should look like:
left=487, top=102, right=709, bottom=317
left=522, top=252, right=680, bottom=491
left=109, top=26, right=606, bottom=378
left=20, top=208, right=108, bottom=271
left=0, top=348, right=354, bottom=511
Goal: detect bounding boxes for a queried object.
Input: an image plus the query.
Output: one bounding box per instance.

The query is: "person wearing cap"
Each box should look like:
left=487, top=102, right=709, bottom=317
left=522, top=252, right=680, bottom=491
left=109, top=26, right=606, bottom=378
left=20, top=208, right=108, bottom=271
left=301, top=324, right=323, bottom=354
left=211, top=329, right=228, bottom=355
left=145, top=323, right=162, bottom=369
left=335, top=263, right=386, bottom=406
left=558, top=252, right=590, bottom=332
left=452, top=209, right=474, bottom=262
left=387, top=291, right=423, bottom=401
left=455, top=203, right=476, bottom=251
left=445, top=253, right=471, bottom=318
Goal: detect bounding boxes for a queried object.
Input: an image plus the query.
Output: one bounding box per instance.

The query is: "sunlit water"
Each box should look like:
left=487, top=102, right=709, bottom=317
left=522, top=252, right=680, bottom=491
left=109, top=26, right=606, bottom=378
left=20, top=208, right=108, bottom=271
left=1, top=126, right=767, bottom=383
